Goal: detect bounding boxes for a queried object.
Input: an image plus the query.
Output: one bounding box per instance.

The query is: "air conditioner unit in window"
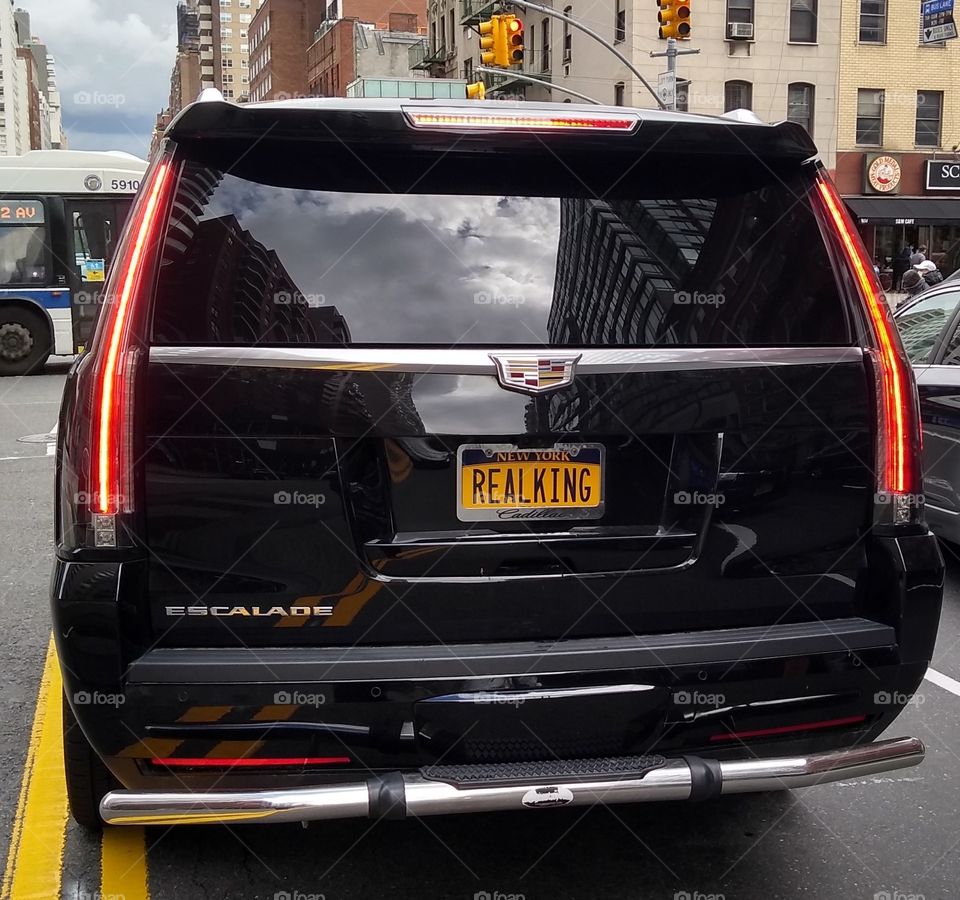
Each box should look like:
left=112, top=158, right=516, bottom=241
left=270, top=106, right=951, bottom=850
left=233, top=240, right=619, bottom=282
left=727, top=22, right=754, bottom=39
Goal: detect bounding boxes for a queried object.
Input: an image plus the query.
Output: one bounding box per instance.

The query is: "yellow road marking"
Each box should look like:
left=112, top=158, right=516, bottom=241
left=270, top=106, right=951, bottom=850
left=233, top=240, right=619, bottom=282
left=1, top=635, right=68, bottom=900
left=101, top=827, right=149, bottom=899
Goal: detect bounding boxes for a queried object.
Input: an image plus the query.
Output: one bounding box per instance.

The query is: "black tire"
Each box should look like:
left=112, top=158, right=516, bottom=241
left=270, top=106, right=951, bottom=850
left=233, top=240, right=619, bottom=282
left=63, top=697, right=117, bottom=830
left=0, top=306, right=51, bottom=376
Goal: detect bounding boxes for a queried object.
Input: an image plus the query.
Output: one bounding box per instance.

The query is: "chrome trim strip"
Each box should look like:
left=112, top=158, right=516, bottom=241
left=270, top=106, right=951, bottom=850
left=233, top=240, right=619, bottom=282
left=149, top=345, right=863, bottom=375
left=100, top=736, right=923, bottom=826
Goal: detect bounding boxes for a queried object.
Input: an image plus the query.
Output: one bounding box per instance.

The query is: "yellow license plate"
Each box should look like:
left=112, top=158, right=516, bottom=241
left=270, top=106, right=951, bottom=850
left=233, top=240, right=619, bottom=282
left=457, top=444, right=605, bottom=522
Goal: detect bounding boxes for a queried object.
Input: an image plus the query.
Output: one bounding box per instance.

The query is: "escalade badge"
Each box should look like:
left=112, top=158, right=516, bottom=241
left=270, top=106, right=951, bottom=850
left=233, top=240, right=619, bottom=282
left=489, top=353, right=581, bottom=394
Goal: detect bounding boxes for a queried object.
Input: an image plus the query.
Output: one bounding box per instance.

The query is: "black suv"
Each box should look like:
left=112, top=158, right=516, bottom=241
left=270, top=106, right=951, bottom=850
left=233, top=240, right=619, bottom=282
left=53, top=97, right=943, bottom=828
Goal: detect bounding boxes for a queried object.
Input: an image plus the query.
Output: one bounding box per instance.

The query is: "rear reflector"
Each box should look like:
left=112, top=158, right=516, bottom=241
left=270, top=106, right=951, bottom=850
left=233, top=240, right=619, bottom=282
left=709, top=714, right=867, bottom=743
left=814, top=177, right=921, bottom=505
left=403, top=109, right=640, bottom=132
left=91, top=159, right=175, bottom=516
left=151, top=756, right=351, bottom=768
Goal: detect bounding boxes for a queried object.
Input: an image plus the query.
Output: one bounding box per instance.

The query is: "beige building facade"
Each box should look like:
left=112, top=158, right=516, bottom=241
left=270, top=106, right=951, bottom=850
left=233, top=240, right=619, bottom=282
left=834, top=0, right=960, bottom=280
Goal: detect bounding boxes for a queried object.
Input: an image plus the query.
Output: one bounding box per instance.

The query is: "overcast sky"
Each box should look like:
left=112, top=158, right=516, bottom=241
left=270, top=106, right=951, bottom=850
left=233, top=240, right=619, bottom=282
left=24, top=0, right=175, bottom=159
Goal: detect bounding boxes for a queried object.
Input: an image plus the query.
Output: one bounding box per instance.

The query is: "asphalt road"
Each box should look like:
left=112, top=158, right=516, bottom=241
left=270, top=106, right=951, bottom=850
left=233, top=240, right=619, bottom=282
left=1, top=363, right=959, bottom=900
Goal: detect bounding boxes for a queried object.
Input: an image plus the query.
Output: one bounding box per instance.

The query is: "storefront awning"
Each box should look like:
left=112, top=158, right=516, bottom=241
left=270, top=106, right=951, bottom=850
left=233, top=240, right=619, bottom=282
left=843, top=196, right=960, bottom=225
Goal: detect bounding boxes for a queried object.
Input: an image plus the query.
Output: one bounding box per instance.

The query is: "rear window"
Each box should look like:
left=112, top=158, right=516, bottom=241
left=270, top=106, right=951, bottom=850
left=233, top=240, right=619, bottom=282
left=152, top=157, right=851, bottom=347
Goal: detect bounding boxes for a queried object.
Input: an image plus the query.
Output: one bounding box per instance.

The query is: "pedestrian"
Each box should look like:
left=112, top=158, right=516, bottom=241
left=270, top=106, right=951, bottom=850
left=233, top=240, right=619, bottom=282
left=915, top=259, right=944, bottom=286
left=892, top=246, right=911, bottom=290
left=909, top=245, right=927, bottom=266
left=898, top=269, right=928, bottom=307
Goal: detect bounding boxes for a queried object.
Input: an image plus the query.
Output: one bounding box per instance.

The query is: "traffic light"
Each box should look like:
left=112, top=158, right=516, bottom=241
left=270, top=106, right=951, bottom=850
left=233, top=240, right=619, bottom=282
left=479, top=17, right=498, bottom=65
left=504, top=14, right=524, bottom=64
left=466, top=81, right=486, bottom=100
left=477, top=15, right=524, bottom=68
left=658, top=0, right=691, bottom=38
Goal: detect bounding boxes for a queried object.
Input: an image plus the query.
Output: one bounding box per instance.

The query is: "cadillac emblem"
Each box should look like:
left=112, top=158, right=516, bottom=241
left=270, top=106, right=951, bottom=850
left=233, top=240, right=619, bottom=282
left=489, top=353, right=581, bottom=394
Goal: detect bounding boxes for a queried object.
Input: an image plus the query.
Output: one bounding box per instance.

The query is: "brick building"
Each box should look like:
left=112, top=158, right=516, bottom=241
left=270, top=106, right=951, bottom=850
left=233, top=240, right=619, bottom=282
left=307, top=9, right=423, bottom=98
left=249, top=0, right=327, bottom=101
left=834, top=0, right=960, bottom=275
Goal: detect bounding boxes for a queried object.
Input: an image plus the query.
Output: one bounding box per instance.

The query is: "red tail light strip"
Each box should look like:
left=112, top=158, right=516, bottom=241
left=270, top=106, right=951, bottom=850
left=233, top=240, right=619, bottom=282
left=709, top=714, right=867, bottom=743
left=814, top=178, right=918, bottom=495
left=93, top=160, right=174, bottom=515
left=404, top=109, right=640, bottom=132
left=151, top=756, right=351, bottom=768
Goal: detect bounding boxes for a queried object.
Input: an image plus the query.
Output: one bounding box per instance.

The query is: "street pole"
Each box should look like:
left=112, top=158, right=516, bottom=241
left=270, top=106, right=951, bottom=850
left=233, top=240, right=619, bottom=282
left=508, top=0, right=667, bottom=109
left=475, top=65, right=601, bottom=104
left=649, top=36, right=699, bottom=111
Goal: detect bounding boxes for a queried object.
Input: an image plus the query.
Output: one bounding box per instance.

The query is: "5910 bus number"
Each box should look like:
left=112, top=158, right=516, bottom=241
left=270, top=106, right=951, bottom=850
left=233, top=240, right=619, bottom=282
left=110, top=179, right=141, bottom=191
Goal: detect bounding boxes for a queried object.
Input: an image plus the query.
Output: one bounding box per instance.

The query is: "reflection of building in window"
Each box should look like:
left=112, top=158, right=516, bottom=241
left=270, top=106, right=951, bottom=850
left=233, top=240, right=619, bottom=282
left=899, top=308, right=951, bottom=362
left=154, top=164, right=350, bottom=345
left=548, top=197, right=714, bottom=347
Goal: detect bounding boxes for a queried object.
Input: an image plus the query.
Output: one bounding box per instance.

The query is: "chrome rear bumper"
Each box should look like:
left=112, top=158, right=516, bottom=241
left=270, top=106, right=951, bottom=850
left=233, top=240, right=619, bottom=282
left=100, top=736, right=924, bottom=826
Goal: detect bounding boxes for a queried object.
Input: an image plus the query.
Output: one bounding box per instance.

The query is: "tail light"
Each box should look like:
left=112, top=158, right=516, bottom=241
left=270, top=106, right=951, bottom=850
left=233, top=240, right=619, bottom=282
left=60, top=149, right=177, bottom=550
left=403, top=107, right=640, bottom=132
left=813, top=176, right=923, bottom=526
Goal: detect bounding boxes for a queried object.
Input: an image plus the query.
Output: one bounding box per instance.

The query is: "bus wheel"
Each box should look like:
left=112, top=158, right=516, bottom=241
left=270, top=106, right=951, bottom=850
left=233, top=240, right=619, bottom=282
left=0, top=307, right=51, bottom=376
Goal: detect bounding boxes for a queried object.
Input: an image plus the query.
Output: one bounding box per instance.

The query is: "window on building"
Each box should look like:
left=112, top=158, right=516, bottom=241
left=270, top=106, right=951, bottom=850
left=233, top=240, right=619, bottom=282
left=614, top=0, right=626, bottom=43
left=541, top=18, right=550, bottom=72
left=239, top=13, right=251, bottom=23
left=727, top=0, right=754, bottom=24
left=789, top=0, right=817, bottom=41
left=916, top=91, right=943, bottom=146
left=222, top=43, right=233, bottom=54
left=614, top=82, right=624, bottom=105
left=222, top=57, right=233, bottom=67
left=563, top=7, right=572, bottom=61
left=223, top=88, right=234, bottom=99
left=855, top=88, right=884, bottom=144
left=220, top=27, right=233, bottom=38
left=724, top=80, right=752, bottom=111
left=463, top=57, right=472, bottom=81
left=223, top=72, right=234, bottom=83
left=449, top=10, right=456, bottom=53
left=859, top=0, right=886, bottom=42
left=787, top=83, right=814, bottom=135
left=221, top=12, right=232, bottom=22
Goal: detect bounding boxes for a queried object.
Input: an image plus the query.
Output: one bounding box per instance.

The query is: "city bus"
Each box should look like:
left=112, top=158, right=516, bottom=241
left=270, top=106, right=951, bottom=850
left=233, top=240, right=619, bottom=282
left=0, top=150, right=148, bottom=375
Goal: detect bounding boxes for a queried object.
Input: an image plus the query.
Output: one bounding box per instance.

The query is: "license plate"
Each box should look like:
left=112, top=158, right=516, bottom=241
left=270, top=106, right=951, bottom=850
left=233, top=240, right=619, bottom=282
left=457, top=443, right=605, bottom=522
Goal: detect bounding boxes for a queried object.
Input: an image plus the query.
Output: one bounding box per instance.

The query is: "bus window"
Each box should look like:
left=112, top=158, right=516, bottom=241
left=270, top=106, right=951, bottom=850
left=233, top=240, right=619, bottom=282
left=0, top=198, right=46, bottom=285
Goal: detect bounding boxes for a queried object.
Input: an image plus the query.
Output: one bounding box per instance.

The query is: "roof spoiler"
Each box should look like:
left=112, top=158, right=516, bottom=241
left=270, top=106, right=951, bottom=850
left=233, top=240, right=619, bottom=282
left=165, top=98, right=820, bottom=164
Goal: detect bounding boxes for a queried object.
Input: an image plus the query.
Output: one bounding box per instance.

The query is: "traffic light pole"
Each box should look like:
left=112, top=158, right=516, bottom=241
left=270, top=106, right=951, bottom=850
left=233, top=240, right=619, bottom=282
left=507, top=0, right=667, bottom=109
left=475, top=65, right=601, bottom=103
left=649, top=37, right=699, bottom=111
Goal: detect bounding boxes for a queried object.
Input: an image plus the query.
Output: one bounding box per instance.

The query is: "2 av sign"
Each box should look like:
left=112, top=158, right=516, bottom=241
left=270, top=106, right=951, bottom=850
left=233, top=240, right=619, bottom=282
left=926, top=160, right=960, bottom=191
left=921, top=0, right=958, bottom=42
